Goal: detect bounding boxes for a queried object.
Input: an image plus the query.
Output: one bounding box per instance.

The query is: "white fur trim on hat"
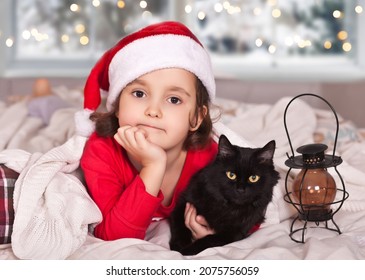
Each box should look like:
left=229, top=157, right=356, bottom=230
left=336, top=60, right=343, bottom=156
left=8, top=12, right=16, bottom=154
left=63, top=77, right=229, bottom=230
left=74, top=109, right=95, bottom=137
left=107, top=34, right=215, bottom=111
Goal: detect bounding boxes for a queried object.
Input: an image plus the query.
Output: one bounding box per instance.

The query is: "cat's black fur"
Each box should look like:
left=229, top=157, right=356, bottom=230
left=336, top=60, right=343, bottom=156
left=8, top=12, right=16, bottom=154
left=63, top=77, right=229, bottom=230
left=169, top=135, right=279, bottom=255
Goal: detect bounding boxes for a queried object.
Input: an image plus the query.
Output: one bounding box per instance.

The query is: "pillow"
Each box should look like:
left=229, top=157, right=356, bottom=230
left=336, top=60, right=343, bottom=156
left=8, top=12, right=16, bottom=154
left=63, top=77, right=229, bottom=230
left=0, top=164, right=19, bottom=244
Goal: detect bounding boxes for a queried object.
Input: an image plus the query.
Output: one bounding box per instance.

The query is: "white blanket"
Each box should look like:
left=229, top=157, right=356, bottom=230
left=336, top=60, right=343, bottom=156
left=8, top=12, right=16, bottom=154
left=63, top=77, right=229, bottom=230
left=0, top=136, right=102, bottom=259
left=1, top=95, right=365, bottom=260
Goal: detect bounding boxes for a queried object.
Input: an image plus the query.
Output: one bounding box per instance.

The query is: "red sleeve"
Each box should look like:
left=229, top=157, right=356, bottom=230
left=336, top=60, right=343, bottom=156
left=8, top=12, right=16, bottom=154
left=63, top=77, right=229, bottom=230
left=80, top=133, right=163, bottom=241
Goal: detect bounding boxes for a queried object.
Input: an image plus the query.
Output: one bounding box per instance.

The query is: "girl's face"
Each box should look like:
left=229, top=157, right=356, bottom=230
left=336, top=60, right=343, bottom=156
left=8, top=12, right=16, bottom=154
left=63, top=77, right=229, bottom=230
left=116, top=68, right=205, bottom=151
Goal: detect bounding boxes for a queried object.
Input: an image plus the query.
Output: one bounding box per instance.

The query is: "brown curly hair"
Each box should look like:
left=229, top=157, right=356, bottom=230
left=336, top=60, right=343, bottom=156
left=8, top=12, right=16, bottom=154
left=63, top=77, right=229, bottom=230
left=90, top=77, right=213, bottom=150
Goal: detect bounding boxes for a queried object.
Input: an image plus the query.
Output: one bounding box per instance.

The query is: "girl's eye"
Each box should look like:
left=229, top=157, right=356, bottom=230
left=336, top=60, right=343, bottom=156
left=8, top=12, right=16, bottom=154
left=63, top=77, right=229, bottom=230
left=132, top=90, right=146, bottom=98
left=248, top=175, right=260, bottom=183
left=226, top=171, right=237, bottom=181
left=168, top=96, right=182, bottom=105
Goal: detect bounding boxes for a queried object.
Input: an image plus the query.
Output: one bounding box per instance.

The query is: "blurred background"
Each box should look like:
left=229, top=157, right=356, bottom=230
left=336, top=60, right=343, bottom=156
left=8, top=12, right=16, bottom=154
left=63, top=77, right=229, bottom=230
left=0, top=0, right=364, bottom=125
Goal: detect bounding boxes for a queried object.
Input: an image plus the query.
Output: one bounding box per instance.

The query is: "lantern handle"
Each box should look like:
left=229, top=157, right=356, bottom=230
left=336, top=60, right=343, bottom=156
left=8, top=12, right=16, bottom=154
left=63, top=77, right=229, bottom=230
left=283, top=93, right=340, bottom=159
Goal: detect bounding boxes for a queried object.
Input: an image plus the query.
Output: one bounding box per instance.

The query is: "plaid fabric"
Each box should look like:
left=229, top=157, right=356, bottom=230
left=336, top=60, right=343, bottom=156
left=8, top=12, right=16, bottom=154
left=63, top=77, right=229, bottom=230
left=0, top=164, right=19, bottom=244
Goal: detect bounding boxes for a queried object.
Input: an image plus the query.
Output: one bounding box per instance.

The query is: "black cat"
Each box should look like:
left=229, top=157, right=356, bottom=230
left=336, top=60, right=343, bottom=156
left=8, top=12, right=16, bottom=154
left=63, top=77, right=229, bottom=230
left=169, top=135, right=279, bottom=255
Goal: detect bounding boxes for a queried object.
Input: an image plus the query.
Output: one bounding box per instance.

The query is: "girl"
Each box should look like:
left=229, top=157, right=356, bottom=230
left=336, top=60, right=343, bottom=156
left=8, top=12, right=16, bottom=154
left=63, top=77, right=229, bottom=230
left=78, top=21, right=218, bottom=241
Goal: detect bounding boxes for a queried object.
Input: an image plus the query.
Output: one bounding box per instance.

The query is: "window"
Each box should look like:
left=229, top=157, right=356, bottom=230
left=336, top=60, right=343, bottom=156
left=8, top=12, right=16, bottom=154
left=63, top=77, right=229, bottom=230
left=2, top=0, right=173, bottom=75
left=1, top=0, right=364, bottom=80
left=185, top=0, right=365, bottom=80
left=14, top=0, right=172, bottom=59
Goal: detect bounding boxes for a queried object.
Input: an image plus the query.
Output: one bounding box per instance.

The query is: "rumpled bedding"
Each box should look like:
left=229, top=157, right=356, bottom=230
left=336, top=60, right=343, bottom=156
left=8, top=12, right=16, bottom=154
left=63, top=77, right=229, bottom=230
left=0, top=89, right=365, bottom=260
left=0, top=86, right=81, bottom=153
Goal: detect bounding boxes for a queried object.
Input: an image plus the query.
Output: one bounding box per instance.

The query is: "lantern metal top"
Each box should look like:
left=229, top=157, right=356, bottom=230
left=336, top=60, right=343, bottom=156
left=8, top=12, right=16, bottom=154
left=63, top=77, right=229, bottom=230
left=297, top=143, right=327, bottom=157
left=285, top=143, right=343, bottom=169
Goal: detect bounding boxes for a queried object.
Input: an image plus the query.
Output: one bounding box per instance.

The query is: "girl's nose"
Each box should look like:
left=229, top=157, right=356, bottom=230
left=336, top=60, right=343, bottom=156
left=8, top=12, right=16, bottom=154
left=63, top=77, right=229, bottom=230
left=145, top=102, right=162, bottom=118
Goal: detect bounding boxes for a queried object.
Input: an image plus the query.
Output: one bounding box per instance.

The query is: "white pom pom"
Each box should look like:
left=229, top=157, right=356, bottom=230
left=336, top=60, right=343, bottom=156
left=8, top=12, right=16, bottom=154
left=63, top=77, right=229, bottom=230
left=74, top=109, right=95, bottom=137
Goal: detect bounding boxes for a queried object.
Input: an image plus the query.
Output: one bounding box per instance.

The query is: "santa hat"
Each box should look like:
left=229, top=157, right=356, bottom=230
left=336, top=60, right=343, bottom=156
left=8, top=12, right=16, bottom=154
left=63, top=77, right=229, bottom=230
left=75, top=21, right=215, bottom=137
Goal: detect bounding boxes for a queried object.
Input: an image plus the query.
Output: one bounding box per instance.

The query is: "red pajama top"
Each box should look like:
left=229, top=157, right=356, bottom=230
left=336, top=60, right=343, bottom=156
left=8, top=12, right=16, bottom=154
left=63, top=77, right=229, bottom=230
left=80, top=132, right=218, bottom=241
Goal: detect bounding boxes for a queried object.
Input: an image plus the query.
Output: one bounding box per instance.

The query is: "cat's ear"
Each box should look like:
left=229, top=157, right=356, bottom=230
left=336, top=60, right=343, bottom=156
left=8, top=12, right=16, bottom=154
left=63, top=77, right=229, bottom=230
left=257, top=140, right=276, bottom=164
left=218, top=135, right=236, bottom=158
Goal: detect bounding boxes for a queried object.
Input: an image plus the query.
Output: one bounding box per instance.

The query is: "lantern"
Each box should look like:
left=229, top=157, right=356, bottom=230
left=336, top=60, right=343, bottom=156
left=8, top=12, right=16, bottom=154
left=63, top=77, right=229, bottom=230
left=283, top=93, right=349, bottom=243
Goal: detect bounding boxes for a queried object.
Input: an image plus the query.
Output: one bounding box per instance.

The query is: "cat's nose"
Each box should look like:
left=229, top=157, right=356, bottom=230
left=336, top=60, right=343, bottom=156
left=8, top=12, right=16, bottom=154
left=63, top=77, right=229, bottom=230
left=235, top=185, right=246, bottom=193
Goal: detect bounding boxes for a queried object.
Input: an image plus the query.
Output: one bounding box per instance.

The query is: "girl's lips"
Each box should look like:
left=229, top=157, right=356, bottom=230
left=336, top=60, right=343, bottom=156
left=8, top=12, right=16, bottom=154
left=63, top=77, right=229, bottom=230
left=138, top=124, right=164, bottom=132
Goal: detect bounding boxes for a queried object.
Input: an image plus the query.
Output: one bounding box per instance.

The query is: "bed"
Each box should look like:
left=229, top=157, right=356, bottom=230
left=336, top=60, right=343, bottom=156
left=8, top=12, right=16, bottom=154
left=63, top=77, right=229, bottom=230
left=1, top=85, right=365, bottom=260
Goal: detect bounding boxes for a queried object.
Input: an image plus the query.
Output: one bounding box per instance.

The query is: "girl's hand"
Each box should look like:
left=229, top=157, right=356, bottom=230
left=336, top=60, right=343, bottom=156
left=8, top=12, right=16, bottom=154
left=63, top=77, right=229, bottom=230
left=114, top=125, right=166, bottom=167
left=114, top=125, right=167, bottom=196
left=184, top=202, right=215, bottom=240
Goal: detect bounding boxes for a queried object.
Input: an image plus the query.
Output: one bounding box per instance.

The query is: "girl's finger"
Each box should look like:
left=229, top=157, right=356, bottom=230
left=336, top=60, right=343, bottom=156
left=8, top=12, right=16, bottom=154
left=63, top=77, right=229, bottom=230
left=134, top=129, right=149, bottom=147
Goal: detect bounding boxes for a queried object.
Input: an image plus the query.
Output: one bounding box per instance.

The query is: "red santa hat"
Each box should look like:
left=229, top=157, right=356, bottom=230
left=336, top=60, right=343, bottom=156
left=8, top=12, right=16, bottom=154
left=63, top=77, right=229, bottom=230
left=75, top=21, right=215, bottom=137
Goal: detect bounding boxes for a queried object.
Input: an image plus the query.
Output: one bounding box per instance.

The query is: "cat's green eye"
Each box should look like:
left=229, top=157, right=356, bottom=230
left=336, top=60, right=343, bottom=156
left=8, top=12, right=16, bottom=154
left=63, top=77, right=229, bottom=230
left=226, top=171, right=237, bottom=181
left=248, top=175, right=260, bottom=183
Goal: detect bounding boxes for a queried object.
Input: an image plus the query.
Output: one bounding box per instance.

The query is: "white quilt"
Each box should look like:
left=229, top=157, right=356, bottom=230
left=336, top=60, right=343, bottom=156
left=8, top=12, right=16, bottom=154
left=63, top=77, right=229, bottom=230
left=1, top=92, right=365, bottom=260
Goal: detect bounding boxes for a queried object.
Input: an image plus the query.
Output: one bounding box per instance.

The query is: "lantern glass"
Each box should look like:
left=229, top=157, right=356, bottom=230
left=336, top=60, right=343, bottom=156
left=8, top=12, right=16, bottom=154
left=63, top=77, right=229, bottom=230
left=292, top=168, right=337, bottom=221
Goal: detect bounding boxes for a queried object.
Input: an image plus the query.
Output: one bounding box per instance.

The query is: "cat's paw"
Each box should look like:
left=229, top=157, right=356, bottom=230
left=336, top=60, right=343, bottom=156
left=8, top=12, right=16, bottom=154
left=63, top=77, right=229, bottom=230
left=169, top=242, right=181, bottom=252
left=179, top=241, right=209, bottom=256
left=180, top=247, right=201, bottom=256
left=169, top=238, right=192, bottom=253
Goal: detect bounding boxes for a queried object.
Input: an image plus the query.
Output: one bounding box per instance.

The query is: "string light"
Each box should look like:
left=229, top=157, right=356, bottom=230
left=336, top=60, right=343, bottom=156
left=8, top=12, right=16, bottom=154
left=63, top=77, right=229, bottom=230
left=223, top=1, right=230, bottom=10
left=298, top=40, right=306, bottom=48
left=268, top=44, right=276, bottom=54
left=184, top=5, right=192, bottom=14
left=22, top=30, right=31, bottom=40
left=255, top=38, right=263, bottom=47
left=61, top=34, right=69, bottom=43
left=355, top=5, right=363, bottom=14
left=117, top=1, right=126, bottom=9
left=333, top=10, right=342, bottom=18
left=75, top=24, right=85, bottom=34
left=6, top=38, right=14, bottom=47
left=298, top=40, right=312, bottom=49
left=337, top=30, right=348, bottom=40
left=142, top=11, right=152, bottom=19
left=70, top=4, right=79, bottom=12
left=272, top=8, right=281, bottom=18
left=324, top=40, right=332, bottom=49
left=214, top=3, right=223, bottom=13
left=80, top=35, right=89, bottom=45
left=140, top=1, right=147, bottom=9
left=221, top=1, right=241, bottom=14
left=342, top=42, right=352, bottom=52
left=31, top=28, right=39, bottom=37
left=198, top=11, right=206, bottom=20
left=92, top=0, right=100, bottom=7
